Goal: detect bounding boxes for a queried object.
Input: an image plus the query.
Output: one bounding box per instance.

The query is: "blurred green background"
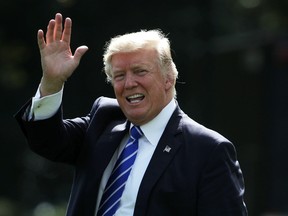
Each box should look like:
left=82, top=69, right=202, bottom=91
left=1, top=0, right=288, bottom=215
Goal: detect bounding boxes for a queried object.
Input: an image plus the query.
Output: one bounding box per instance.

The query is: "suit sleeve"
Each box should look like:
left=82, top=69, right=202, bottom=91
left=198, top=141, right=248, bottom=216
left=14, top=99, right=91, bottom=165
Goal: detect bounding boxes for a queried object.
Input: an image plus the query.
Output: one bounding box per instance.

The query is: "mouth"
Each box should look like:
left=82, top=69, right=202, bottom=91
left=126, top=93, right=145, bottom=104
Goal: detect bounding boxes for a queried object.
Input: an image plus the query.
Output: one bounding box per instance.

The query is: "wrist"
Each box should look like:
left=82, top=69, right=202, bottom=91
left=39, top=77, right=64, bottom=97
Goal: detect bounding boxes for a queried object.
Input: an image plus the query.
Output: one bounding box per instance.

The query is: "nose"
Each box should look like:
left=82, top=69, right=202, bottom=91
left=124, top=73, right=138, bottom=89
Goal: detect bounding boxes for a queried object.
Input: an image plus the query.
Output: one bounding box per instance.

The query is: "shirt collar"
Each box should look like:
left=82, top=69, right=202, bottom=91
left=136, top=99, right=176, bottom=146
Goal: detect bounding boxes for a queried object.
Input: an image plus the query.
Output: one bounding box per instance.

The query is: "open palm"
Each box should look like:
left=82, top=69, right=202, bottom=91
left=38, top=13, right=88, bottom=96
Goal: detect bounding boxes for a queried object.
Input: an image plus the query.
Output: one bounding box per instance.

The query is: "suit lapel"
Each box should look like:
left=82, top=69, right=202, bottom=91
left=134, top=107, right=184, bottom=216
left=83, top=120, right=130, bottom=214
left=92, top=121, right=130, bottom=178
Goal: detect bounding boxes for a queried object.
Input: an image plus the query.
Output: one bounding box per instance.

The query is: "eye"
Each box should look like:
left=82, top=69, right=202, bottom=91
left=135, top=68, right=148, bottom=76
left=113, top=72, right=125, bottom=81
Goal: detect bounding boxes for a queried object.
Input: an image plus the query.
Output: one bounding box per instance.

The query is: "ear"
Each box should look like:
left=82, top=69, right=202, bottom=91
left=164, top=74, right=174, bottom=91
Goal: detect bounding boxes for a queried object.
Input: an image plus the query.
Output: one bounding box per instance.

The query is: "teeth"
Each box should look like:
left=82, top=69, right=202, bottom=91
left=128, top=94, right=143, bottom=99
left=127, top=94, right=144, bottom=103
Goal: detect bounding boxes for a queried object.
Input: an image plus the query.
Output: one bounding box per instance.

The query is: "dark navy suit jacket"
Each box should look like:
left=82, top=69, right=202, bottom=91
left=15, top=96, right=248, bottom=216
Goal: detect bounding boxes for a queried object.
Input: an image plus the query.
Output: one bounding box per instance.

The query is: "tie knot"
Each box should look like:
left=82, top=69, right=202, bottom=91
left=130, top=126, right=143, bottom=140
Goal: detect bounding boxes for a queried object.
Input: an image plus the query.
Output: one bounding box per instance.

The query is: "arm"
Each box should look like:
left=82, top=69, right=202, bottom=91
left=23, top=13, right=88, bottom=120
left=198, top=141, right=248, bottom=215
left=15, top=99, right=91, bottom=165
left=15, top=13, right=89, bottom=164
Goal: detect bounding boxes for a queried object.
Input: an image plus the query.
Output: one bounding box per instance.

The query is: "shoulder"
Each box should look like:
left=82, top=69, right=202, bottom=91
left=92, top=96, right=119, bottom=107
left=90, top=96, right=120, bottom=113
left=173, top=108, right=240, bottom=170
left=172, top=107, right=233, bottom=153
left=89, top=96, right=126, bottom=121
left=183, top=114, right=230, bottom=144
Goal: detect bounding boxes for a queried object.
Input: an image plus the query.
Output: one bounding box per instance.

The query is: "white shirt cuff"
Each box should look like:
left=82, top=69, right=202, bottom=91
left=29, top=86, right=63, bottom=121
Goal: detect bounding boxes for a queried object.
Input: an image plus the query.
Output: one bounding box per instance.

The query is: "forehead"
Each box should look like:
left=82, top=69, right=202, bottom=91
left=110, top=49, right=158, bottom=69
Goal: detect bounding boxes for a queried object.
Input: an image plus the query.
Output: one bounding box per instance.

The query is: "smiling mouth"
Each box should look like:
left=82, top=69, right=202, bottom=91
left=126, top=94, right=145, bottom=103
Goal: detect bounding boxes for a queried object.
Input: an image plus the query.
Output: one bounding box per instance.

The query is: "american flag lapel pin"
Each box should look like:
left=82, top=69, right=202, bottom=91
left=163, top=145, right=171, bottom=153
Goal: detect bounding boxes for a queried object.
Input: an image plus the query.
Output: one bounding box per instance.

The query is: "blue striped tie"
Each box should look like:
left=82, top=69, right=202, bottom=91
left=97, top=126, right=143, bottom=216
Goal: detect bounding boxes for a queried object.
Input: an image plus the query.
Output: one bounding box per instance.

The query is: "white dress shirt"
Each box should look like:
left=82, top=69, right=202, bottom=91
left=29, top=87, right=176, bottom=216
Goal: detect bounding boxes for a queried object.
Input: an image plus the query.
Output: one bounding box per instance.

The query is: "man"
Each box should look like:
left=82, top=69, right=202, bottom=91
left=15, top=13, right=248, bottom=215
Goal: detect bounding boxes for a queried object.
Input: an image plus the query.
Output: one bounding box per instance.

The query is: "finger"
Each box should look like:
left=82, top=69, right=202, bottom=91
left=54, top=13, right=63, bottom=41
left=46, top=19, right=55, bottom=44
left=62, top=17, right=72, bottom=44
left=37, top=29, right=46, bottom=50
left=73, top=45, right=89, bottom=64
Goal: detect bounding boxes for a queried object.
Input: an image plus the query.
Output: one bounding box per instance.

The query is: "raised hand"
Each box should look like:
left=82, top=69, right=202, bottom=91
left=38, top=13, right=88, bottom=96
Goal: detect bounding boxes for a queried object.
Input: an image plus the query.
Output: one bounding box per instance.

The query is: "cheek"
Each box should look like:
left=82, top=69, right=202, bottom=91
left=113, top=83, right=123, bottom=96
left=150, top=79, right=166, bottom=93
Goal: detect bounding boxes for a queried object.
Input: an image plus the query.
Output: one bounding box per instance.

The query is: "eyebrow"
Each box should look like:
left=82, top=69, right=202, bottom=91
left=112, top=63, right=152, bottom=73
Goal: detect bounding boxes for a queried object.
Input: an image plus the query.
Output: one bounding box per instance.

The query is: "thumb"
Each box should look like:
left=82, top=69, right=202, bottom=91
left=74, top=45, right=89, bottom=64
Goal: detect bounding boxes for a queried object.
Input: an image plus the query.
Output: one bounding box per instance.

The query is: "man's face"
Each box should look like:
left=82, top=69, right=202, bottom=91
left=111, top=49, right=173, bottom=125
